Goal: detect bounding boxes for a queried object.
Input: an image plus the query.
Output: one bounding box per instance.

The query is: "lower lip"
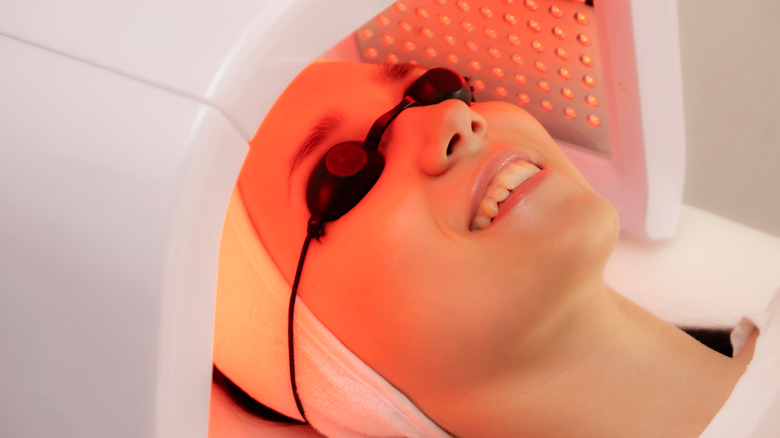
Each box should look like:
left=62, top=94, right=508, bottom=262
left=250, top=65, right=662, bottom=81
left=492, top=169, right=552, bottom=223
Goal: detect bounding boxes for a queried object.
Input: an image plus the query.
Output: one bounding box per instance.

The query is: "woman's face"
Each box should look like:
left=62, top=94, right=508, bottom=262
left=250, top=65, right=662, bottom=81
left=239, top=60, right=619, bottom=409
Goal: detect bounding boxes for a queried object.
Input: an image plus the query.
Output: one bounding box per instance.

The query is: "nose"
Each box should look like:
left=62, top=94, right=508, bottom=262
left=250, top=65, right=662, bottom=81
left=386, top=99, right=487, bottom=176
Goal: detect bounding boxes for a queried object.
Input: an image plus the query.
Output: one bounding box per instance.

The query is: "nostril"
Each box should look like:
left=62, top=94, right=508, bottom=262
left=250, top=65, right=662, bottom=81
left=471, top=121, right=480, bottom=133
left=447, top=133, right=460, bottom=155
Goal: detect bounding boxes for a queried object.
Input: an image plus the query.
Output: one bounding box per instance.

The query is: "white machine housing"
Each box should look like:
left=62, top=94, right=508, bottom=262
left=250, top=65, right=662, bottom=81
left=0, top=0, right=689, bottom=437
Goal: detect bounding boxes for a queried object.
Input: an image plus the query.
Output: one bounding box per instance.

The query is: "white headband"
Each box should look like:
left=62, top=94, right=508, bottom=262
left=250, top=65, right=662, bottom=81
left=213, top=188, right=450, bottom=437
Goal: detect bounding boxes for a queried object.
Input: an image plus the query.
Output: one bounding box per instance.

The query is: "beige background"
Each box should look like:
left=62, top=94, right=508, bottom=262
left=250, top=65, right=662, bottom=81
left=678, top=0, right=780, bottom=237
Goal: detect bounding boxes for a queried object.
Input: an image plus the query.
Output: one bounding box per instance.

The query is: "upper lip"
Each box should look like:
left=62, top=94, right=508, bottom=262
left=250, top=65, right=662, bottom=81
left=468, top=148, right=540, bottom=228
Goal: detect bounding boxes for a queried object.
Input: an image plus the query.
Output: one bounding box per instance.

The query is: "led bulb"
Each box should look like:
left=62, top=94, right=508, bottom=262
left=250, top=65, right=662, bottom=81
left=585, top=95, right=599, bottom=107
left=531, top=40, right=544, bottom=52
left=538, top=80, right=551, bottom=92
left=481, top=6, right=493, bottom=18
left=541, top=100, right=553, bottom=111
left=527, top=20, right=541, bottom=32
left=564, top=107, right=577, bottom=119
left=549, top=5, right=563, bottom=18
left=517, top=93, right=531, bottom=105
left=504, top=13, right=518, bottom=26
left=552, top=27, right=566, bottom=39
left=561, top=87, right=574, bottom=99
left=587, top=114, right=601, bottom=127
left=524, top=0, right=538, bottom=11
left=580, top=54, right=594, bottom=67
left=555, top=47, right=568, bottom=59
left=577, top=33, right=591, bottom=46
left=575, top=12, right=589, bottom=25
left=583, top=74, right=596, bottom=87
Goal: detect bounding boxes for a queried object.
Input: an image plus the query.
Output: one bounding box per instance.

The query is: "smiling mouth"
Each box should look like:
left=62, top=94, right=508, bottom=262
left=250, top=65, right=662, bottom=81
left=470, top=161, right=542, bottom=232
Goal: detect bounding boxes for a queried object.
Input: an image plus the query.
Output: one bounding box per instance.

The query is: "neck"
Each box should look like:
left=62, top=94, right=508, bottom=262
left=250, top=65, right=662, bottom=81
left=435, top=283, right=750, bottom=438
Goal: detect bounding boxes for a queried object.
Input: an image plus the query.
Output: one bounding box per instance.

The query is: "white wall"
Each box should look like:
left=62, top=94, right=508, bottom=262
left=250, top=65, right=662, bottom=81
left=678, top=0, right=780, bottom=237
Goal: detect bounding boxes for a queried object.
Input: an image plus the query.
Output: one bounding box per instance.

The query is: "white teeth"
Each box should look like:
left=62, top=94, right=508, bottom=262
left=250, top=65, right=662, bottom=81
left=470, top=161, right=541, bottom=232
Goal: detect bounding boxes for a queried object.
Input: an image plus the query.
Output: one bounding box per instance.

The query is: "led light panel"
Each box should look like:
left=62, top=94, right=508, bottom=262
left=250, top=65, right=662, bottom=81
left=356, top=0, right=610, bottom=155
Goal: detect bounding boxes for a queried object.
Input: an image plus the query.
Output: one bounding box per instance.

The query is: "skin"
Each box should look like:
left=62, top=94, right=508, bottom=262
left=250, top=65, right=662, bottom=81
left=237, top=60, right=752, bottom=437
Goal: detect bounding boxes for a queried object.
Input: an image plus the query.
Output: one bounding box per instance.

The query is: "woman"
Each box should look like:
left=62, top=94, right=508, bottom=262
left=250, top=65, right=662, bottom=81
left=212, top=60, right=778, bottom=437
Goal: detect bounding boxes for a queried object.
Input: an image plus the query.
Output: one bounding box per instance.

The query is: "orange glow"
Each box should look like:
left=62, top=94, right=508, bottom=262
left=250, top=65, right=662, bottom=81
left=365, top=47, right=378, bottom=58
left=507, top=34, right=521, bottom=45
left=552, top=26, right=566, bottom=39
left=468, top=60, right=482, bottom=71
left=359, top=28, right=373, bottom=40
left=558, top=67, right=571, bottom=79
left=399, top=21, right=412, bottom=32
left=438, top=14, right=451, bottom=25
left=535, top=60, right=547, bottom=73
left=517, top=93, right=531, bottom=105
left=483, top=27, right=498, bottom=39
left=524, top=0, right=538, bottom=11
left=488, top=47, right=501, bottom=58
left=575, top=12, right=589, bottom=25
left=580, top=54, right=594, bottom=67
left=381, top=34, right=394, bottom=46
left=457, top=0, right=470, bottom=12
left=416, top=7, right=429, bottom=18
left=561, top=87, right=574, bottom=100
left=585, top=94, right=599, bottom=107
left=587, top=114, right=601, bottom=127
left=577, top=33, right=591, bottom=46
left=514, top=73, right=527, bottom=85
left=461, top=20, right=474, bottom=32
left=394, top=2, right=407, bottom=13
left=537, top=80, right=551, bottom=92
left=548, top=5, right=563, bottom=18
left=555, top=47, right=568, bottom=59
left=531, top=40, right=544, bottom=52
left=564, top=107, right=577, bottom=119
left=527, top=19, right=541, bottom=32
left=503, top=13, right=517, bottom=26
left=495, top=86, right=508, bottom=98
left=466, top=40, right=479, bottom=51
left=480, top=6, right=494, bottom=18
left=583, top=74, right=596, bottom=87
left=511, top=54, right=524, bottom=65
left=540, top=100, right=553, bottom=111
left=491, top=66, right=504, bottom=77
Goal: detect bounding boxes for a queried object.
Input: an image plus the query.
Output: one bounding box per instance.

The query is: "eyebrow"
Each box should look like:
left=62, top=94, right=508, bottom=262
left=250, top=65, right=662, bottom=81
left=287, top=62, right=425, bottom=177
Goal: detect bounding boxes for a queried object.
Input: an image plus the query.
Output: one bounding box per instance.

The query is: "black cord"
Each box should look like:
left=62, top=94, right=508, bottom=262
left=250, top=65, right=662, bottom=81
left=287, top=216, right=324, bottom=423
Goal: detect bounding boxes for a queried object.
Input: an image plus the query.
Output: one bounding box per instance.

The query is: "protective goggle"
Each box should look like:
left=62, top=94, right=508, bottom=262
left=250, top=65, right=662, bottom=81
left=305, top=66, right=474, bottom=237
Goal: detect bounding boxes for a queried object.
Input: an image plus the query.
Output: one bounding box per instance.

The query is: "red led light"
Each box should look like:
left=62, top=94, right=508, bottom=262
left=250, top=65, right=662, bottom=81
left=507, top=34, right=521, bottom=45
left=580, top=54, right=594, bottom=67
left=472, top=79, right=485, bottom=91
left=517, top=93, right=531, bottom=105
left=552, top=27, right=566, bottom=39
left=561, top=87, right=574, bottom=99
left=525, top=0, right=538, bottom=11
left=443, top=34, right=456, bottom=45
left=446, top=53, right=459, bottom=64
left=549, top=5, right=563, bottom=18
left=381, top=34, right=394, bottom=46
left=386, top=53, right=399, bottom=63
left=469, top=60, right=482, bottom=71
left=495, top=86, right=508, bottom=98
left=438, top=14, right=451, bottom=25
left=377, top=15, right=390, bottom=26
left=425, top=47, right=437, bottom=58
left=481, top=6, right=494, bottom=18
left=394, top=2, right=407, bottom=13
left=564, top=107, right=577, bottom=119
left=583, top=75, right=596, bottom=87
left=577, top=33, right=591, bottom=46
left=416, top=7, right=429, bottom=19
left=558, top=67, right=571, bottom=79
left=528, top=20, right=541, bottom=32
left=511, top=54, right=524, bottom=65
left=398, top=21, right=412, bottom=32
left=365, top=47, right=378, bottom=58
left=504, top=13, right=518, bottom=25
left=555, top=47, right=568, bottom=59
left=535, top=60, right=547, bottom=72
left=484, top=27, right=498, bottom=38
left=457, top=1, right=470, bottom=12
left=515, top=73, right=527, bottom=85
left=587, top=114, right=601, bottom=127
left=531, top=40, right=544, bottom=52
left=461, top=20, right=474, bottom=32
left=575, top=12, right=589, bottom=25
left=492, top=66, right=504, bottom=77
left=359, top=28, right=373, bottom=40
left=585, top=95, right=599, bottom=107
left=538, top=80, right=551, bottom=92
left=403, top=41, right=415, bottom=52
left=541, top=100, right=553, bottom=111
left=465, top=40, right=478, bottom=51
left=488, top=47, right=501, bottom=58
